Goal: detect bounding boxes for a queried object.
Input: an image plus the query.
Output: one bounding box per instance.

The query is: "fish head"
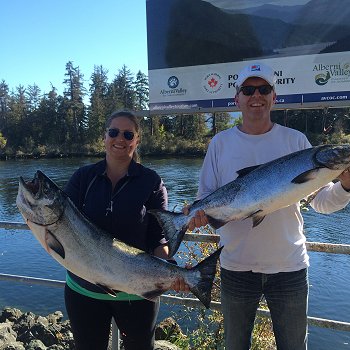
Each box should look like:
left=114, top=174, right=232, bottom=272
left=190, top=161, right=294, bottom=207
left=315, top=144, right=350, bottom=170
left=16, top=170, right=65, bottom=225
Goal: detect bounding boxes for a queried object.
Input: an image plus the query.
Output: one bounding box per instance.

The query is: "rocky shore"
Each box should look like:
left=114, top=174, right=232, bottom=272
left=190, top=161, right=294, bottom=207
left=0, top=307, right=184, bottom=350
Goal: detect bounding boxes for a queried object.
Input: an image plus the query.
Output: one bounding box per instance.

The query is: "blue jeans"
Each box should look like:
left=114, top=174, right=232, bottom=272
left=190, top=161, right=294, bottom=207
left=221, top=268, right=308, bottom=350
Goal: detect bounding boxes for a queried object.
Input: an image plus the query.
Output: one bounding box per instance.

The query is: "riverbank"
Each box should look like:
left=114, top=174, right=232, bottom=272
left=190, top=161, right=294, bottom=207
left=0, top=307, right=183, bottom=350
left=1, top=130, right=349, bottom=161
left=0, top=150, right=205, bottom=161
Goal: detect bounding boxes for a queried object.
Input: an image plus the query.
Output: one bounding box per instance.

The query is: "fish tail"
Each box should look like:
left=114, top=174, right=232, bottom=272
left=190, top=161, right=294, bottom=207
left=188, top=246, right=223, bottom=309
left=148, top=209, right=187, bottom=258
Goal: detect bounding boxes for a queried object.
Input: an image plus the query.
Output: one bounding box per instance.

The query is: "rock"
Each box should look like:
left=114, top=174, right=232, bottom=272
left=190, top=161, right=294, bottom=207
left=0, top=322, right=17, bottom=345
left=29, top=324, right=57, bottom=347
left=154, top=340, right=182, bottom=350
left=12, top=312, right=37, bottom=335
left=0, top=307, right=184, bottom=350
left=0, top=342, right=25, bottom=350
left=46, top=312, right=63, bottom=325
left=26, top=339, right=47, bottom=350
left=0, top=308, right=73, bottom=349
left=0, top=308, right=22, bottom=323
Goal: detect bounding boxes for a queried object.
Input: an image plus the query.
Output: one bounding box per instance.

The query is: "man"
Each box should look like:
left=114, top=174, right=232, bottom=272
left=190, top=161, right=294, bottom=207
left=187, top=62, right=350, bottom=349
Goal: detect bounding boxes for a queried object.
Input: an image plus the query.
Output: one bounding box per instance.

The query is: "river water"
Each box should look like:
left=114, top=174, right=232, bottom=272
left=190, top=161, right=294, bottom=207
left=0, top=157, right=349, bottom=349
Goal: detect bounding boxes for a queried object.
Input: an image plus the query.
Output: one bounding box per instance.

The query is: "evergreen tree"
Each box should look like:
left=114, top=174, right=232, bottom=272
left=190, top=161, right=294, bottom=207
left=206, top=112, right=231, bottom=135
left=0, top=80, right=10, bottom=131
left=36, top=86, right=64, bottom=145
left=134, top=70, right=149, bottom=111
left=107, top=65, right=135, bottom=112
left=26, top=84, right=42, bottom=112
left=63, top=61, right=87, bottom=143
left=87, top=65, right=109, bottom=141
left=6, top=86, right=29, bottom=148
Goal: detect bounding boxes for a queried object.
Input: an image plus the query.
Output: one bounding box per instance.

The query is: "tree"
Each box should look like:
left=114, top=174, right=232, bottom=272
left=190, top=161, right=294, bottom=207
left=207, top=112, right=232, bottom=135
left=87, top=65, right=109, bottom=141
left=63, top=61, right=87, bottom=143
left=107, top=65, right=135, bottom=112
left=35, top=86, right=64, bottom=146
left=0, top=80, right=10, bottom=131
left=6, top=86, right=29, bottom=148
left=26, top=84, right=42, bottom=112
left=134, top=70, right=149, bottom=111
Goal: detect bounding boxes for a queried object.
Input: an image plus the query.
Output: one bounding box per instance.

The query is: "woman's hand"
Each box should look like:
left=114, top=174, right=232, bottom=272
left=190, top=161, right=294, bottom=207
left=171, top=276, right=190, bottom=293
left=153, top=245, right=190, bottom=292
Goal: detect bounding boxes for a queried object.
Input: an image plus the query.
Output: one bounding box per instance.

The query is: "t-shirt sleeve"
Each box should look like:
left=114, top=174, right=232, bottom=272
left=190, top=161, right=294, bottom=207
left=197, top=137, right=220, bottom=200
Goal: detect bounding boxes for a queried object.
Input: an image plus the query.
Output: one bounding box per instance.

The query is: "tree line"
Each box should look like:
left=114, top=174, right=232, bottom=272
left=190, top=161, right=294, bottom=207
left=0, top=61, right=349, bottom=159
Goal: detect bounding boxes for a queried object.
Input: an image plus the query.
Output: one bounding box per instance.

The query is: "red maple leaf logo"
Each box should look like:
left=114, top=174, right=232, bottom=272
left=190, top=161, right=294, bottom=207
left=207, top=78, right=218, bottom=88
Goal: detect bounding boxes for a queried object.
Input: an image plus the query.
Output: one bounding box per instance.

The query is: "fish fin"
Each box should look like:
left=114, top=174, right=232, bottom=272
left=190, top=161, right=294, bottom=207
left=148, top=209, right=187, bottom=258
left=188, top=246, right=223, bottom=309
left=141, top=289, right=166, bottom=301
left=252, top=215, right=265, bottom=227
left=95, top=284, right=120, bottom=297
left=45, top=230, right=65, bottom=259
left=236, top=165, right=261, bottom=178
left=206, top=216, right=227, bottom=229
left=245, top=210, right=265, bottom=228
left=291, top=169, right=320, bottom=184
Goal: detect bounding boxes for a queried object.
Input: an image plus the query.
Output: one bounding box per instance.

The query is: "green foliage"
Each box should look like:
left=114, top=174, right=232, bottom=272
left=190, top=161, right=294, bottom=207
left=0, top=61, right=349, bottom=159
left=168, top=225, right=277, bottom=349
left=0, top=132, right=7, bottom=149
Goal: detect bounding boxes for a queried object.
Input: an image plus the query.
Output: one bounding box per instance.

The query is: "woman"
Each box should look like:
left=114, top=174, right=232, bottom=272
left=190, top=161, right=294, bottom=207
left=64, top=110, right=171, bottom=350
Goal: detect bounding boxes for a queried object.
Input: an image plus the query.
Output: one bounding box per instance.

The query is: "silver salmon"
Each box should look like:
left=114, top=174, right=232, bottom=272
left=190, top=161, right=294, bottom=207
left=149, top=144, right=350, bottom=257
left=16, top=170, right=222, bottom=308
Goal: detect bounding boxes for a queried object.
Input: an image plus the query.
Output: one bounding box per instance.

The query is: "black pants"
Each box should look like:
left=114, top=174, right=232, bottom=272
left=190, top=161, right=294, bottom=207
left=65, top=285, right=160, bottom=350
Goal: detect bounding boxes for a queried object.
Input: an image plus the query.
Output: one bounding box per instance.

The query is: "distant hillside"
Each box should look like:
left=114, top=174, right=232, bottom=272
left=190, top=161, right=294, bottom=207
left=223, top=4, right=303, bottom=23
left=146, top=0, right=350, bottom=70
left=321, top=34, right=350, bottom=54
left=294, top=0, right=350, bottom=27
left=165, top=0, right=265, bottom=68
left=217, top=0, right=350, bottom=27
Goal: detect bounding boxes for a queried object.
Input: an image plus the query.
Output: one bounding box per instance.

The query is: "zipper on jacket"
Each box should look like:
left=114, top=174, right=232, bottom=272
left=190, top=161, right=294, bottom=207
left=105, top=179, right=130, bottom=216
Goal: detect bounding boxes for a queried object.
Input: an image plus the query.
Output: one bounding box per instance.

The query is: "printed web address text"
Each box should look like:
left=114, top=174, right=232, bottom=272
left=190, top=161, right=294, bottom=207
left=321, top=95, right=348, bottom=101
left=151, top=103, right=199, bottom=110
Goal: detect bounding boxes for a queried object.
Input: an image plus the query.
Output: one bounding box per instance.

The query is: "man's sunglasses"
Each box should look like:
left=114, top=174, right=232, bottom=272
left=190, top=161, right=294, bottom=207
left=107, top=128, right=135, bottom=141
left=239, top=85, right=274, bottom=96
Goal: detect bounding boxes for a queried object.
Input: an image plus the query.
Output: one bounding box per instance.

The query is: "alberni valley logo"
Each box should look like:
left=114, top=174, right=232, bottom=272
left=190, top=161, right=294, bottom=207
left=313, top=63, right=350, bottom=86
left=160, top=76, right=187, bottom=97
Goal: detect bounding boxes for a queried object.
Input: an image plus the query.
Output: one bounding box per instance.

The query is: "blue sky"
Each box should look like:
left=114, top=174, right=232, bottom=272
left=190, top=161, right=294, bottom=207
left=1, top=0, right=149, bottom=95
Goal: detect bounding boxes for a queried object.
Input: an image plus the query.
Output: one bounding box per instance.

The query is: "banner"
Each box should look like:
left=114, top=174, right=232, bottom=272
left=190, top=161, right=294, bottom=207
left=146, top=0, right=350, bottom=113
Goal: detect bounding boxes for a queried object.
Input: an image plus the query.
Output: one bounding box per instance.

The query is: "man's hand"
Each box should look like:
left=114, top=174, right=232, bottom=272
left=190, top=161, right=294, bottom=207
left=183, top=206, right=209, bottom=231
left=338, top=168, right=350, bottom=191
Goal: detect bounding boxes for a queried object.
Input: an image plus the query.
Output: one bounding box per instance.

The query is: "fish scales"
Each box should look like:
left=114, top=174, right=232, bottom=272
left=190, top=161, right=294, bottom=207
left=16, top=171, right=222, bottom=309
left=149, top=144, right=350, bottom=257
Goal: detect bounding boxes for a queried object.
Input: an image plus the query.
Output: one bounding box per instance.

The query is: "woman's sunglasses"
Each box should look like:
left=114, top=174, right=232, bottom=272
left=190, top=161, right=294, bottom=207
left=239, top=85, right=274, bottom=96
left=107, top=128, right=135, bottom=141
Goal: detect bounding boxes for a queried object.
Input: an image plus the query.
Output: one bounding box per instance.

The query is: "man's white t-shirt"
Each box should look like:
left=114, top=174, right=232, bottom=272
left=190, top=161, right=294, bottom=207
left=197, top=124, right=350, bottom=273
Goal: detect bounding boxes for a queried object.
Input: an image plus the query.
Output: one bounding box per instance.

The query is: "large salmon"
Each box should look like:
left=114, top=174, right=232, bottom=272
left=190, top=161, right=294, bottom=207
left=149, top=144, right=350, bottom=257
left=16, top=171, right=222, bottom=308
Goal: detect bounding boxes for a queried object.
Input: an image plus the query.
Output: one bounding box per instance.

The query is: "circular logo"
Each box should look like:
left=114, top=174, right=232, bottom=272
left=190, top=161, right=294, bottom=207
left=168, top=76, right=179, bottom=89
left=202, top=73, right=223, bottom=94
left=315, top=71, right=331, bottom=86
